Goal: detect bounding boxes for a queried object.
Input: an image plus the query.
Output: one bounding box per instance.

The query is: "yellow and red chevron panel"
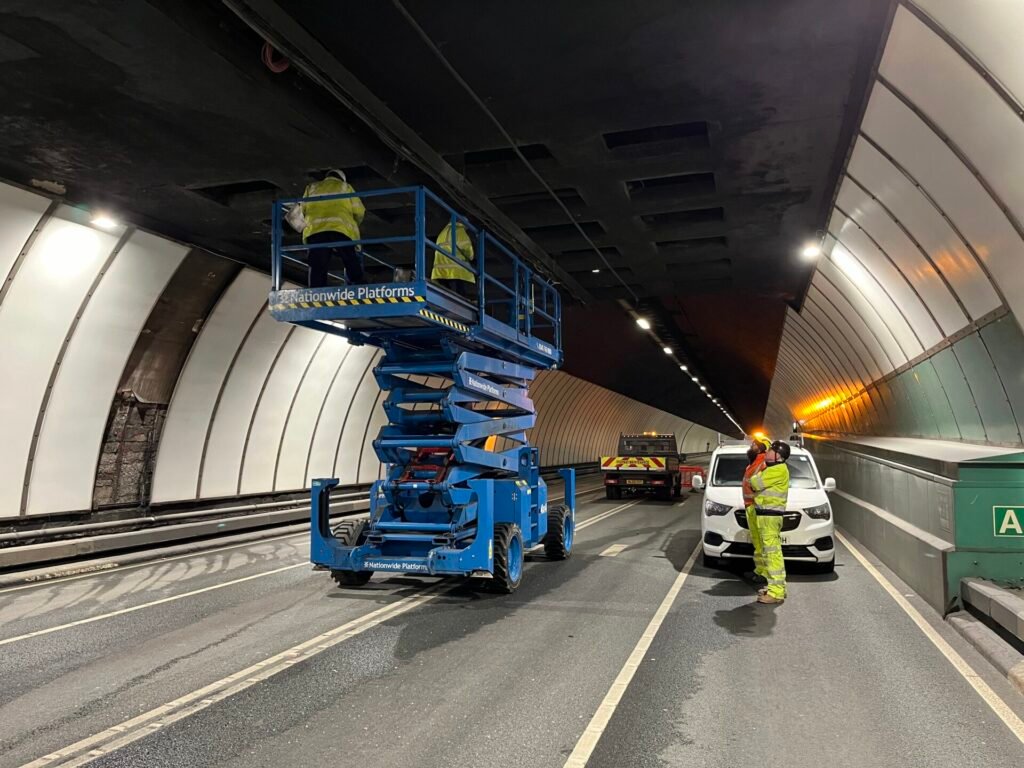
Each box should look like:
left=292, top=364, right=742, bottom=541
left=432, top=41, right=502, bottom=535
left=600, top=456, right=666, bottom=470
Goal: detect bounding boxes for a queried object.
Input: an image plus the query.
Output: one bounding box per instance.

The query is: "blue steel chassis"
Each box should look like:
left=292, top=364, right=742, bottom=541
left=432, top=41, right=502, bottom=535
left=269, top=186, right=575, bottom=587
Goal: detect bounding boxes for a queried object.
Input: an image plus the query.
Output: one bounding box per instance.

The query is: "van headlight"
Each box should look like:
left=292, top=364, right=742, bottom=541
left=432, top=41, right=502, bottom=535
left=804, top=503, right=831, bottom=520
left=704, top=499, right=731, bottom=516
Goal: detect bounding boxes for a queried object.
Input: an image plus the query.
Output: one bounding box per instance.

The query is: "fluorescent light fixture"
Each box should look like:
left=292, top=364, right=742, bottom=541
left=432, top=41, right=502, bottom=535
left=636, top=317, right=651, bottom=330
left=663, top=346, right=672, bottom=355
left=91, top=213, right=119, bottom=230
left=691, top=377, right=698, bottom=383
left=801, top=243, right=821, bottom=259
left=679, top=364, right=688, bottom=371
left=592, top=268, right=601, bottom=273
left=700, top=385, right=707, bottom=391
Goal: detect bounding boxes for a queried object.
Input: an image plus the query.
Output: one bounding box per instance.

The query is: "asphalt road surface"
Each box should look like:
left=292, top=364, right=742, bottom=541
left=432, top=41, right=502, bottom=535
left=1, top=488, right=1022, bottom=768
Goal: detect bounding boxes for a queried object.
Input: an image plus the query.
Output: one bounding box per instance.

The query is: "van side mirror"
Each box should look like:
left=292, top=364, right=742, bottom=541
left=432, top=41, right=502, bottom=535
left=691, top=475, right=704, bottom=491
left=823, top=477, right=836, bottom=492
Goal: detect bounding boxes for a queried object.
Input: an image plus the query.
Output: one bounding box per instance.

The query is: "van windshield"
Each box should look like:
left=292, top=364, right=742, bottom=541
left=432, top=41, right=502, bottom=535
left=711, top=454, right=819, bottom=489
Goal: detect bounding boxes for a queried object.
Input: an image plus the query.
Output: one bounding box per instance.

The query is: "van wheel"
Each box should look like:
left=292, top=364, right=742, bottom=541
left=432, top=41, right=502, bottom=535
left=811, top=558, right=835, bottom=574
left=702, top=552, right=722, bottom=570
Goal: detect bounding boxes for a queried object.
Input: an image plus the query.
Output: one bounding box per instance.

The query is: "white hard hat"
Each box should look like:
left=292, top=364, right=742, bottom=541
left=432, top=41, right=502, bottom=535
left=326, top=168, right=347, bottom=182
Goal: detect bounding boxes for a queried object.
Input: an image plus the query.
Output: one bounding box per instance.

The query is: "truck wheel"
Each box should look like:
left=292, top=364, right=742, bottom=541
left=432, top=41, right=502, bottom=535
left=673, top=479, right=682, bottom=498
left=330, top=519, right=374, bottom=587
left=605, top=486, right=620, bottom=500
left=543, top=504, right=574, bottom=560
left=492, top=523, right=524, bottom=593
left=657, top=486, right=672, bottom=502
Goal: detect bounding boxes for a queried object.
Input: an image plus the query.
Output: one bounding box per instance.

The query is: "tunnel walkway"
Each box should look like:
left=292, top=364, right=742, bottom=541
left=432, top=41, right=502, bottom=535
left=1, top=493, right=1021, bottom=768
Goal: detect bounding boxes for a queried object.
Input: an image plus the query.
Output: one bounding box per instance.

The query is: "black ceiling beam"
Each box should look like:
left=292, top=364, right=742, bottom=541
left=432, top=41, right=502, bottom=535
left=222, top=0, right=589, bottom=302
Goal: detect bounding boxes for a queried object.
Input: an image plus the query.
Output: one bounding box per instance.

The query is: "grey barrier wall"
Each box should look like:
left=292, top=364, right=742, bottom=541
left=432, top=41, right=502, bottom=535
left=811, top=439, right=956, bottom=611
left=0, top=179, right=718, bottom=522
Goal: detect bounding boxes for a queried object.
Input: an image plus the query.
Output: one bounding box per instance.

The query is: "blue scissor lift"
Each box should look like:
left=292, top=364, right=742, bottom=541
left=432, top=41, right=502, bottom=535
left=269, top=186, right=576, bottom=592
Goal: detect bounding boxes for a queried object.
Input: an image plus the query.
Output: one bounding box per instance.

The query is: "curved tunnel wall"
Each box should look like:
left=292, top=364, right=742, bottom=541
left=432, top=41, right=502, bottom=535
left=765, top=0, right=1024, bottom=446
left=0, top=179, right=718, bottom=520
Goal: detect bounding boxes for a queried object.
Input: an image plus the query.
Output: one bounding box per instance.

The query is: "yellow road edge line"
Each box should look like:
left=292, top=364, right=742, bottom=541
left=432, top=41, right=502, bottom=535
left=564, top=541, right=701, bottom=767
left=835, top=529, right=1024, bottom=746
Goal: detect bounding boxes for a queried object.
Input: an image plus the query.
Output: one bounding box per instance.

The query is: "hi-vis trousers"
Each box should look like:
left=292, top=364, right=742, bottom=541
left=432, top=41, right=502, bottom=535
left=756, top=509, right=787, bottom=599
left=744, top=505, right=767, bottom=579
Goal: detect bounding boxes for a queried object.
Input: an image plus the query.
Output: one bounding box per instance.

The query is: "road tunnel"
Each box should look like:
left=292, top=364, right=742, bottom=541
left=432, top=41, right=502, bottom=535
left=0, top=2, right=1022, bottom=766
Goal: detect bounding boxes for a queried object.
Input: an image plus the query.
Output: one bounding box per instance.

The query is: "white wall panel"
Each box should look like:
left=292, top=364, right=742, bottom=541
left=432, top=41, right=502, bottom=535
left=0, top=210, right=117, bottom=518
left=306, top=345, right=377, bottom=484
left=0, top=183, right=49, bottom=288
left=847, top=138, right=999, bottom=320
left=357, top=390, right=388, bottom=483
left=836, top=176, right=966, bottom=336
left=914, top=0, right=1024, bottom=107
left=882, top=9, right=1024, bottom=228
left=28, top=231, right=187, bottom=515
left=151, top=269, right=268, bottom=504
left=825, top=239, right=919, bottom=361
left=275, top=335, right=351, bottom=492
left=335, top=352, right=386, bottom=485
left=862, top=83, right=1024, bottom=324
left=238, top=327, right=321, bottom=495
left=198, top=313, right=294, bottom=499
left=809, top=281, right=890, bottom=378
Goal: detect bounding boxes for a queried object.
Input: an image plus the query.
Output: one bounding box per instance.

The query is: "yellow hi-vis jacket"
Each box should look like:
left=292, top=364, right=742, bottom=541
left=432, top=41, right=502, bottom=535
left=749, top=462, right=790, bottom=512
left=431, top=222, right=475, bottom=283
left=300, top=177, right=365, bottom=243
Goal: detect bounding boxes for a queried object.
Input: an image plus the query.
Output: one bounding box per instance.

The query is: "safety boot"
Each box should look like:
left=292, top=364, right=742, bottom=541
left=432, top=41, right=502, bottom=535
left=756, top=593, right=785, bottom=604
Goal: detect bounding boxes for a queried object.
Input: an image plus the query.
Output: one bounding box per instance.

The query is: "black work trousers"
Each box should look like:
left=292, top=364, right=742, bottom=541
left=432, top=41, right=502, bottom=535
left=305, top=231, right=365, bottom=287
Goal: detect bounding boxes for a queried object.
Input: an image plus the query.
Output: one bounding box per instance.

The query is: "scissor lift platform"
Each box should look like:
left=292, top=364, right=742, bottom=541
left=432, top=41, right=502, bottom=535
left=269, top=185, right=574, bottom=592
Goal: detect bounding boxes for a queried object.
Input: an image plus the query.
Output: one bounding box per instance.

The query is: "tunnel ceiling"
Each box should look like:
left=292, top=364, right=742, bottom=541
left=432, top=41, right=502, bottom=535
left=0, top=0, right=892, bottom=433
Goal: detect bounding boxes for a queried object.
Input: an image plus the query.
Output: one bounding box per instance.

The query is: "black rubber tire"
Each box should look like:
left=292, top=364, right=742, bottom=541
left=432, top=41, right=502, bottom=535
left=702, top=551, right=722, bottom=570
left=491, top=523, right=524, bottom=594
left=673, top=479, right=682, bottom=498
left=330, top=519, right=373, bottom=587
left=811, top=558, right=835, bottom=574
left=657, top=486, right=672, bottom=502
left=605, top=486, right=617, bottom=500
left=543, top=504, right=573, bottom=560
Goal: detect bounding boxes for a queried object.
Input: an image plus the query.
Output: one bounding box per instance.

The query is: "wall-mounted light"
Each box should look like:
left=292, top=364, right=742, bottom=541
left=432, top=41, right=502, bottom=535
left=662, top=346, right=672, bottom=355
left=91, top=213, right=119, bottom=231
left=679, top=364, right=688, bottom=371
left=592, top=268, right=601, bottom=273
left=700, top=385, right=707, bottom=392
left=635, top=317, right=651, bottom=330
left=691, top=377, right=698, bottom=383
left=801, top=243, right=821, bottom=260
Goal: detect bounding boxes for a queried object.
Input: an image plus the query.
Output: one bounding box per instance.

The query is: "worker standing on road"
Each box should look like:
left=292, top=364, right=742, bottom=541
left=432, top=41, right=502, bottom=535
left=295, top=169, right=366, bottom=288
left=749, top=439, right=791, bottom=605
left=431, top=221, right=476, bottom=299
left=742, top=436, right=771, bottom=588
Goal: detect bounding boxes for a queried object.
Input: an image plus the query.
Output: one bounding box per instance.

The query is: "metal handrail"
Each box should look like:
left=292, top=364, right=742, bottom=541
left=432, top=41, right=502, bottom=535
left=271, top=185, right=561, bottom=350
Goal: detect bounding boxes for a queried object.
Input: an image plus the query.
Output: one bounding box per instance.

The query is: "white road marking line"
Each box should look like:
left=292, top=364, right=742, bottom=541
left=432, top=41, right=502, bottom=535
left=836, top=529, right=1024, bottom=746
left=598, top=544, right=628, bottom=557
left=0, top=485, right=607, bottom=596
left=564, top=541, right=701, bottom=767
left=17, top=587, right=445, bottom=768
left=0, top=562, right=308, bottom=647
left=1, top=487, right=615, bottom=643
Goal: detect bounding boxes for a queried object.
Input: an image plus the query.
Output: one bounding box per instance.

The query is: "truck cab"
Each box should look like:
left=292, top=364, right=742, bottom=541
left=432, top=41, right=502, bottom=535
left=600, top=432, right=682, bottom=501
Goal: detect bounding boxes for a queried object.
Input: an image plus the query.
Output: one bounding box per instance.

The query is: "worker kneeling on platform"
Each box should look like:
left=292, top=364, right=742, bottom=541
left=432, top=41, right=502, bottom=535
left=293, top=169, right=366, bottom=288
left=431, top=221, right=475, bottom=299
left=749, top=440, right=791, bottom=604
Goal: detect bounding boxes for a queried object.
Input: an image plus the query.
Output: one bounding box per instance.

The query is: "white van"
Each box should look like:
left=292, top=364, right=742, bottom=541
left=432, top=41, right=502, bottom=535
left=693, top=443, right=836, bottom=573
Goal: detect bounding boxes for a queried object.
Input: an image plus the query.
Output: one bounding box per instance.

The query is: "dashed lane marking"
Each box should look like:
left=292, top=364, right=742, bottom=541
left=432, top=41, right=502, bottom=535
left=598, top=544, right=629, bottom=557
left=836, top=530, right=1024, bottom=746
left=564, top=540, right=701, bottom=767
